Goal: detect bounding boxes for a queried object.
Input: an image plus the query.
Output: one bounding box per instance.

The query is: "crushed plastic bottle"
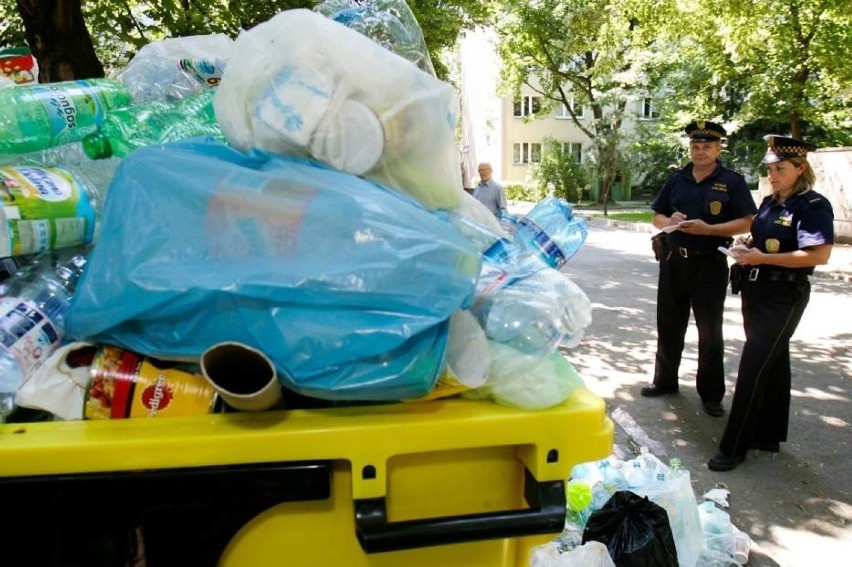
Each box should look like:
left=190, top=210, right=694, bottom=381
left=515, top=196, right=589, bottom=269
left=0, top=79, right=132, bottom=154
left=0, top=247, right=89, bottom=421
left=82, top=89, right=223, bottom=159
left=115, top=34, right=233, bottom=103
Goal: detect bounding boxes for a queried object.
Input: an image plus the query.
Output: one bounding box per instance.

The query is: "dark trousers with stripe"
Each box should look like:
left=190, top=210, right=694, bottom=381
left=653, top=252, right=729, bottom=402
left=719, top=279, right=810, bottom=457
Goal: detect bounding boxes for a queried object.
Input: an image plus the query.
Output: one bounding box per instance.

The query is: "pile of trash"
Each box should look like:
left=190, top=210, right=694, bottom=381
left=0, top=1, right=592, bottom=423
left=530, top=409, right=753, bottom=567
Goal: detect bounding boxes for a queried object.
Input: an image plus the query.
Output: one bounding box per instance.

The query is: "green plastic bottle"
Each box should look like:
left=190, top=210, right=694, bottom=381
left=82, top=89, right=223, bottom=159
left=0, top=78, right=133, bottom=155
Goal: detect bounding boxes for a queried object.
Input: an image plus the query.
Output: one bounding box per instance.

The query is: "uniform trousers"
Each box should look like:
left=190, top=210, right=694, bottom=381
left=653, top=252, right=729, bottom=402
left=719, top=277, right=810, bottom=458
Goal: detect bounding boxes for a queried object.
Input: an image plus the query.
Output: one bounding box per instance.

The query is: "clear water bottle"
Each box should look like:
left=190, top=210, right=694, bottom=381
left=82, top=89, right=222, bottom=159
left=0, top=78, right=133, bottom=155
left=475, top=263, right=592, bottom=355
left=0, top=247, right=89, bottom=420
left=0, top=160, right=116, bottom=257
left=515, top=197, right=588, bottom=269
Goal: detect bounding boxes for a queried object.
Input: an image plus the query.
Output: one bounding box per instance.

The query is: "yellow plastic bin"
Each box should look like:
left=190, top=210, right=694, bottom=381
left=0, top=388, right=612, bottom=566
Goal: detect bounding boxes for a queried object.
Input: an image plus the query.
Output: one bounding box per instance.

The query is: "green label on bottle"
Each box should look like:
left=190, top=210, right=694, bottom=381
left=28, top=80, right=108, bottom=145
left=0, top=166, right=97, bottom=256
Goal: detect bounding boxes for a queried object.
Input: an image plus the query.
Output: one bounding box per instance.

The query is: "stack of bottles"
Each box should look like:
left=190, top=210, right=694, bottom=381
left=0, top=247, right=89, bottom=421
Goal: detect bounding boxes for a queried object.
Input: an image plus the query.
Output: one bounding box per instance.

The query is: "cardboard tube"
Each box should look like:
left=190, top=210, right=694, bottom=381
left=200, top=342, right=283, bottom=412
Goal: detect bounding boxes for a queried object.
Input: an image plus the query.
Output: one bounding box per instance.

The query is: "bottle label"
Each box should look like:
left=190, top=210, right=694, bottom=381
left=178, top=58, right=226, bottom=88
left=26, top=79, right=108, bottom=145
left=0, top=166, right=98, bottom=256
left=516, top=218, right=567, bottom=269
left=0, top=297, right=62, bottom=378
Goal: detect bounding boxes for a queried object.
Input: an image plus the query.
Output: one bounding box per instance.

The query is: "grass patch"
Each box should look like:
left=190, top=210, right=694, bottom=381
left=605, top=212, right=654, bottom=223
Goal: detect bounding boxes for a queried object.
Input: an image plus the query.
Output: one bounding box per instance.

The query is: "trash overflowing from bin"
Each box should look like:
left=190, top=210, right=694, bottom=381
left=0, top=3, right=595, bottom=424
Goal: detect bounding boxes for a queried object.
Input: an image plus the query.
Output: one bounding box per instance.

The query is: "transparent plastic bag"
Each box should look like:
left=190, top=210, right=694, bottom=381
left=313, top=0, right=435, bottom=76
left=214, top=9, right=465, bottom=211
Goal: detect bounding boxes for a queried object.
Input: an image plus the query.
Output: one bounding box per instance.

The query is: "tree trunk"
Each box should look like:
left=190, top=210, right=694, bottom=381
left=16, top=0, right=104, bottom=83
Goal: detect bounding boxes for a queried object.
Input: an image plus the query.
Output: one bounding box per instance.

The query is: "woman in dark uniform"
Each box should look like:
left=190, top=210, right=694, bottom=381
left=708, top=135, right=834, bottom=471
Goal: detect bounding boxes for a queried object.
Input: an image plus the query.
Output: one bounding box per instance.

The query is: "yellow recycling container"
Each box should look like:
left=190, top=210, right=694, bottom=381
left=0, top=388, right=612, bottom=566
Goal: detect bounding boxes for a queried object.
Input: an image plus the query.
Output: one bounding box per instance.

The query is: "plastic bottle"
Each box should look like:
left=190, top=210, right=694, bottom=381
left=475, top=261, right=592, bottom=355
left=515, top=196, right=589, bottom=269
left=0, top=159, right=117, bottom=257
left=0, top=78, right=133, bottom=155
left=0, top=247, right=89, bottom=421
left=82, top=89, right=222, bottom=159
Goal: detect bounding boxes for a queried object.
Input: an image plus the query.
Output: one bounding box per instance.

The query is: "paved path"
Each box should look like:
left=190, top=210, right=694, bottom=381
left=537, top=211, right=851, bottom=567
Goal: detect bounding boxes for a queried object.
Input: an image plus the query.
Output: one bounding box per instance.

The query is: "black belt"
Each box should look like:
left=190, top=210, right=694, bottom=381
left=746, top=268, right=808, bottom=283
left=674, top=246, right=718, bottom=259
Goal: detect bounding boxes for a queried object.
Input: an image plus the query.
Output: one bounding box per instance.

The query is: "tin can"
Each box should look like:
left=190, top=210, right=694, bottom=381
left=84, top=345, right=217, bottom=419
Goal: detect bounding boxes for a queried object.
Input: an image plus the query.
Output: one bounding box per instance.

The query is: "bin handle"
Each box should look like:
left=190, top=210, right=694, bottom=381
left=354, top=466, right=566, bottom=553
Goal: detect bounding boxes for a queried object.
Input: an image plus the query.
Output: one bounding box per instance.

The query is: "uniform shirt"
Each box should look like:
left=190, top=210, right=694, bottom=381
left=750, top=189, right=835, bottom=275
left=473, top=178, right=507, bottom=216
left=652, top=161, right=757, bottom=250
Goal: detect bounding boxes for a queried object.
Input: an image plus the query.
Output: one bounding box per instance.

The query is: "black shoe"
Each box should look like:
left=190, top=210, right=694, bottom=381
left=702, top=400, right=724, bottom=417
left=641, top=384, right=679, bottom=397
left=708, top=452, right=744, bottom=472
left=749, top=441, right=781, bottom=453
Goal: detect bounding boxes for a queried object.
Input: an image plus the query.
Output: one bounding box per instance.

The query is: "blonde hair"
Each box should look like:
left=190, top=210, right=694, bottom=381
left=789, top=156, right=816, bottom=193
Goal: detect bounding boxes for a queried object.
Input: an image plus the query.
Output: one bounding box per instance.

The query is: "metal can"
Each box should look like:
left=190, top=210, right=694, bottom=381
left=85, top=345, right=217, bottom=419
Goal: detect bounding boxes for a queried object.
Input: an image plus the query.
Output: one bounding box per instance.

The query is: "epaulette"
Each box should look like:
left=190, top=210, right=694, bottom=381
left=807, top=195, right=825, bottom=209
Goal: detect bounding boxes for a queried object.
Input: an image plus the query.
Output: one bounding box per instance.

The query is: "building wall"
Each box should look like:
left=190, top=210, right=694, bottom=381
left=498, top=84, right=655, bottom=187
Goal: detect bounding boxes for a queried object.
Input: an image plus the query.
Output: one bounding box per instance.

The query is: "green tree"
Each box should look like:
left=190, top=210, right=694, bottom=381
left=0, top=0, right=493, bottom=82
left=528, top=138, right=588, bottom=203
left=495, top=0, right=656, bottom=209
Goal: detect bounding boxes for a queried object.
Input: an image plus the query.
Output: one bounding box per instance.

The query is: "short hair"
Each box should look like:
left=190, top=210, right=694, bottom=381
left=478, top=162, right=492, bottom=170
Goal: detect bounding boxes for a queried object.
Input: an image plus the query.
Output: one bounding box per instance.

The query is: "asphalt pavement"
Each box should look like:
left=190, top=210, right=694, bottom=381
left=516, top=205, right=851, bottom=567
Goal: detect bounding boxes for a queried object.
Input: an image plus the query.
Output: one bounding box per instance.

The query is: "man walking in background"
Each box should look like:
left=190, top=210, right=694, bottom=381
left=473, top=161, right=507, bottom=217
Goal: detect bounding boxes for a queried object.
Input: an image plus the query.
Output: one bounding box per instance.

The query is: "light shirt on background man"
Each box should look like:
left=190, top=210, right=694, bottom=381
left=473, top=178, right=507, bottom=216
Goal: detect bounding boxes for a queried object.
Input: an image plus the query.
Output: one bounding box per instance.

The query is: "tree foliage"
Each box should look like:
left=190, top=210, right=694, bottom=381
left=0, top=0, right=493, bottom=82
left=528, top=138, right=588, bottom=203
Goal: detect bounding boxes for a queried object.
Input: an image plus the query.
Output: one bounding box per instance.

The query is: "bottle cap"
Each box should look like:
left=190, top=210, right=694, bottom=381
left=309, top=99, right=383, bottom=175
left=82, top=132, right=114, bottom=160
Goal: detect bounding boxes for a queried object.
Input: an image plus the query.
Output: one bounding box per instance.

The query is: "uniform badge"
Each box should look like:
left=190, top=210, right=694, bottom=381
left=774, top=214, right=793, bottom=227
left=765, top=239, right=780, bottom=253
left=710, top=201, right=722, bottom=215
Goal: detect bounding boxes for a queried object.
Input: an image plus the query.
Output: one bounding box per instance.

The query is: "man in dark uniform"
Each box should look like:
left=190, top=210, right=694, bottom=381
left=642, top=120, right=757, bottom=416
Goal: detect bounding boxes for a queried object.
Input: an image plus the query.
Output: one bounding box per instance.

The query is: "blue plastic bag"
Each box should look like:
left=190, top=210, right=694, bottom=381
left=66, top=139, right=481, bottom=401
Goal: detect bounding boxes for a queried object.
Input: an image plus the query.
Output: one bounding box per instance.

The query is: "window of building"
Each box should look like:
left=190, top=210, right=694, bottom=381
left=513, top=96, right=542, bottom=117
left=513, top=142, right=543, bottom=164
left=640, top=98, right=659, bottom=119
left=559, top=142, right=583, bottom=164
left=556, top=98, right=585, bottom=119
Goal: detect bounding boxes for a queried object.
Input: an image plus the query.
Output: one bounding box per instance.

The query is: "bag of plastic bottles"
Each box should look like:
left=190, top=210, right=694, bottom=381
left=66, top=139, right=480, bottom=401
left=214, top=9, right=466, bottom=211
left=116, top=34, right=233, bottom=103
left=313, top=0, right=436, bottom=76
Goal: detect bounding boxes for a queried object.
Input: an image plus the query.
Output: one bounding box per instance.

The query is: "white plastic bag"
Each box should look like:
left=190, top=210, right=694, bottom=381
left=214, top=9, right=465, bottom=211
left=530, top=540, right=616, bottom=567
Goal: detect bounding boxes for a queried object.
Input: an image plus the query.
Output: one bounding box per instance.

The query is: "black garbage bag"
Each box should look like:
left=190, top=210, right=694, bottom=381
left=582, top=490, right=678, bottom=567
